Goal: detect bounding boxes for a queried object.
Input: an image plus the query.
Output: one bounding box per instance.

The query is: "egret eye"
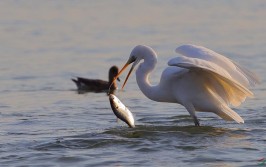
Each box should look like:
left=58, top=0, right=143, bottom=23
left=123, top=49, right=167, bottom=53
left=132, top=55, right=137, bottom=61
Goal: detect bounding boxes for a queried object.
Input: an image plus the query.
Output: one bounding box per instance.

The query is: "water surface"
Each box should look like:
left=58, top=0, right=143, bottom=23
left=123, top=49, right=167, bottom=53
left=0, top=1, right=265, bottom=166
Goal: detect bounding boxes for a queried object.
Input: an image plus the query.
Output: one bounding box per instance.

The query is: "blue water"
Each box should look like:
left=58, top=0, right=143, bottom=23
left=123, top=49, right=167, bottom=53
left=0, top=1, right=265, bottom=166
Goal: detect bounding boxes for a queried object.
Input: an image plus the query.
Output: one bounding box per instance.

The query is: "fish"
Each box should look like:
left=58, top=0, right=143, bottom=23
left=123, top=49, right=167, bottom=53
left=109, top=94, right=135, bottom=128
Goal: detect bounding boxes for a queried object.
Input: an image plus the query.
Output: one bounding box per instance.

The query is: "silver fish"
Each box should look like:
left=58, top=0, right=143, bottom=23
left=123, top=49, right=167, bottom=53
left=109, top=94, right=135, bottom=128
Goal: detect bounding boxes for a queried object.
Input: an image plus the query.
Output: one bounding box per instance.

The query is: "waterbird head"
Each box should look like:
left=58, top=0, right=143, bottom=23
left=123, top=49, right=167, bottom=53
left=107, top=66, right=120, bottom=94
left=109, top=66, right=120, bottom=82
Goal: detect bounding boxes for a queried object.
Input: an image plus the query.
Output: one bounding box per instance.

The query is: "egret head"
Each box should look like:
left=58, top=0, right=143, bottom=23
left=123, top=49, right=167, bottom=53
left=112, top=46, right=144, bottom=90
left=112, top=45, right=155, bottom=90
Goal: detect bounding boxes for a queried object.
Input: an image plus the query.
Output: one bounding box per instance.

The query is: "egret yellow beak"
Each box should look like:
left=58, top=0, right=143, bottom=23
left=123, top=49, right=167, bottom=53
left=111, top=57, right=136, bottom=90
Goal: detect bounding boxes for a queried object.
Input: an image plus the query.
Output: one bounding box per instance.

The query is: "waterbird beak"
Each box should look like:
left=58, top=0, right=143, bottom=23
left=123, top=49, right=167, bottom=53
left=111, top=57, right=136, bottom=90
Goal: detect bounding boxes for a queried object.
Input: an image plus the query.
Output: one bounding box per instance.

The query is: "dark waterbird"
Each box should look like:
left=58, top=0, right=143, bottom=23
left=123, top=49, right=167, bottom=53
left=72, top=66, right=120, bottom=93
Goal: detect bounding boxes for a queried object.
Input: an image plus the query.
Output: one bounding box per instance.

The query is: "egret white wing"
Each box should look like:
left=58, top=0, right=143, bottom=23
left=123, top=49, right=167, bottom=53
left=232, top=61, right=260, bottom=87
left=175, top=44, right=260, bottom=87
left=168, top=56, right=253, bottom=107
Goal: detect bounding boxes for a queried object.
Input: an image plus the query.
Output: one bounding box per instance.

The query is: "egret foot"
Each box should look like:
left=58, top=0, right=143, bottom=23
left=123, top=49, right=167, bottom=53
left=184, top=104, right=200, bottom=126
left=193, top=116, right=200, bottom=126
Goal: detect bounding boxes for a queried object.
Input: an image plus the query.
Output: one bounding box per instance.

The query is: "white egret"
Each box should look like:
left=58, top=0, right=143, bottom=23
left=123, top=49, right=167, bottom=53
left=113, top=44, right=259, bottom=126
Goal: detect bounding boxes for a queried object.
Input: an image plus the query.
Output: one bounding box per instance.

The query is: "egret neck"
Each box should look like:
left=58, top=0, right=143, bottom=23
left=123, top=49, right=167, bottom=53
left=135, top=50, right=162, bottom=102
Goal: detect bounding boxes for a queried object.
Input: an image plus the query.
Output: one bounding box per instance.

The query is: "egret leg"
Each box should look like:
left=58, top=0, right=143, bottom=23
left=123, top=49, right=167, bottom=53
left=192, top=116, right=200, bottom=126
left=184, top=103, right=200, bottom=126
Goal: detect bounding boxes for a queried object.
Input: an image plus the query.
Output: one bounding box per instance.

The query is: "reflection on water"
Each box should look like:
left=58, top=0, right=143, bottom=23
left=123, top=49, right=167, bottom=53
left=33, top=125, right=249, bottom=152
left=30, top=125, right=256, bottom=166
left=32, top=126, right=215, bottom=152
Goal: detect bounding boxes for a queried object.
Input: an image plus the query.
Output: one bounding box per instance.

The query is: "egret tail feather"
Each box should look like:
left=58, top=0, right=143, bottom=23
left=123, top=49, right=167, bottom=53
left=205, top=85, right=244, bottom=123
left=216, top=104, right=244, bottom=123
